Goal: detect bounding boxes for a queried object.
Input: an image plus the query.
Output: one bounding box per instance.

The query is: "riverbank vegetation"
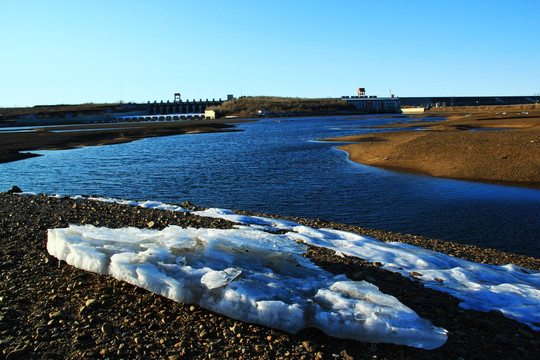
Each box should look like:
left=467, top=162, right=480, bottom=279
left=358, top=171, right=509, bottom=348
left=208, top=96, right=357, bottom=118
left=0, top=103, right=129, bottom=120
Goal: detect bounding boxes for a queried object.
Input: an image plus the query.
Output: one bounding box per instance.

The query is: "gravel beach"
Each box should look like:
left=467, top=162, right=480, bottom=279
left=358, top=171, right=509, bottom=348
left=1, top=190, right=539, bottom=359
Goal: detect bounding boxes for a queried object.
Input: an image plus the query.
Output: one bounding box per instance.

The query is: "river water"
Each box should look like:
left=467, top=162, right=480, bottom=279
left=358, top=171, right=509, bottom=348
left=2, top=115, right=539, bottom=257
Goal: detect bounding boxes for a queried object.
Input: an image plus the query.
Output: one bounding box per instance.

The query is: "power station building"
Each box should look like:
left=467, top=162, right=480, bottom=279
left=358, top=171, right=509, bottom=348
left=342, top=88, right=401, bottom=113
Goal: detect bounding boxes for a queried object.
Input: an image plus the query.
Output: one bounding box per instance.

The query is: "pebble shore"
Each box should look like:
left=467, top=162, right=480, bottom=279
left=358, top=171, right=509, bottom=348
left=1, top=191, right=539, bottom=360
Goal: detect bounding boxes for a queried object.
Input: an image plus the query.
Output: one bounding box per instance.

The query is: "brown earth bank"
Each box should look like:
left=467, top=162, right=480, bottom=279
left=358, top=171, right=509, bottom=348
left=1, top=190, right=539, bottom=360
left=0, top=121, right=245, bottom=164
left=322, top=104, right=540, bottom=189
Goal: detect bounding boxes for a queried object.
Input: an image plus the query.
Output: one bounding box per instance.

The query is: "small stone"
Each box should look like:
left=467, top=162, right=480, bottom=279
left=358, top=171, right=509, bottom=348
left=7, top=186, right=22, bottom=194
left=229, top=324, right=243, bottom=334
left=302, top=340, right=315, bottom=352
left=85, top=298, right=98, bottom=307
left=49, top=311, right=65, bottom=320
left=340, top=350, right=353, bottom=360
left=147, top=221, right=155, bottom=228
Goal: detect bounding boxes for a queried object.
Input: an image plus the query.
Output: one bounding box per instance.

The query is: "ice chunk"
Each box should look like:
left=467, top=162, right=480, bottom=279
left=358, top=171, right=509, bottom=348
left=47, top=225, right=447, bottom=349
left=291, top=226, right=540, bottom=331
left=54, top=195, right=540, bottom=330
left=201, top=268, right=241, bottom=289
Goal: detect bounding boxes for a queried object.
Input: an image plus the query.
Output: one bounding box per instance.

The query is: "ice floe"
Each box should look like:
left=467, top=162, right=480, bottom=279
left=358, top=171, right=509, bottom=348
left=48, top=224, right=448, bottom=349
left=62, top=196, right=540, bottom=332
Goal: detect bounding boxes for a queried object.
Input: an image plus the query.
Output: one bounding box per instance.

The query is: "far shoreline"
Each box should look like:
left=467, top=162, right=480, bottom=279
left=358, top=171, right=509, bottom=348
left=322, top=106, right=540, bottom=189
left=0, top=120, right=249, bottom=164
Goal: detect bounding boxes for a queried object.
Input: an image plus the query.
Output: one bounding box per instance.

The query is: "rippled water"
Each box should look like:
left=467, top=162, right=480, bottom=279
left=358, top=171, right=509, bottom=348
left=2, top=115, right=539, bottom=257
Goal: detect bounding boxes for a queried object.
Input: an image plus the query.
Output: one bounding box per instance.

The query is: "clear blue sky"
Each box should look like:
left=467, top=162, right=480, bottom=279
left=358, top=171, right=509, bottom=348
left=1, top=0, right=539, bottom=107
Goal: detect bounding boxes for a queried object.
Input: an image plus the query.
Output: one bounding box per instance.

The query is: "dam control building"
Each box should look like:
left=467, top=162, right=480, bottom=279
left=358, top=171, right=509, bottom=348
left=341, top=88, right=401, bottom=113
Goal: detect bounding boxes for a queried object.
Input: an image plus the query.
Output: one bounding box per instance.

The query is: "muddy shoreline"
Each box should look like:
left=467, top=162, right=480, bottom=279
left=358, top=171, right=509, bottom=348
left=1, top=191, right=539, bottom=359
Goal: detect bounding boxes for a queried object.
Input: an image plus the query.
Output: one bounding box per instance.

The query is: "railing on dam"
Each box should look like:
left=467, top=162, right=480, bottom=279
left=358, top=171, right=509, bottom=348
left=114, top=113, right=205, bottom=122
left=147, top=98, right=224, bottom=115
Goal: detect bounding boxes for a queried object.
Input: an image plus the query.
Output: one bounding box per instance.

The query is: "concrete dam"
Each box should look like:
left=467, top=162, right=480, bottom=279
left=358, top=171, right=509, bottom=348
left=14, top=98, right=226, bottom=126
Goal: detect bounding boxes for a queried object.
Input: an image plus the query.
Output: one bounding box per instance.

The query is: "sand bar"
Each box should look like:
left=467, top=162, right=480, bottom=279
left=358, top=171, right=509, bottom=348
left=0, top=120, right=246, bottom=164
left=322, top=105, right=540, bottom=188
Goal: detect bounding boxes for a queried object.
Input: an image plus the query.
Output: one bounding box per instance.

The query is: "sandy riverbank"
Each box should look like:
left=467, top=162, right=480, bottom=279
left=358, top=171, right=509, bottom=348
left=1, top=190, right=539, bottom=359
left=322, top=105, right=540, bottom=188
left=0, top=120, right=245, bottom=164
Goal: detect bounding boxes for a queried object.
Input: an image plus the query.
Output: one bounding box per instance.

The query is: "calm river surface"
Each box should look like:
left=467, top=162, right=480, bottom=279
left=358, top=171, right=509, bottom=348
left=2, top=115, right=540, bottom=257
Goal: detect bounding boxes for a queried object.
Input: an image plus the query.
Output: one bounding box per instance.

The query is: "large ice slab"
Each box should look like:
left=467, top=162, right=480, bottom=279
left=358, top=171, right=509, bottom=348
left=47, top=224, right=448, bottom=349
left=56, top=195, right=540, bottom=330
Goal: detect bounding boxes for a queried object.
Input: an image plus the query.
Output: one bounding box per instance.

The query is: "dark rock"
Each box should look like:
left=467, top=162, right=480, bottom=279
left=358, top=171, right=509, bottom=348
left=7, top=186, right=22, bottom=194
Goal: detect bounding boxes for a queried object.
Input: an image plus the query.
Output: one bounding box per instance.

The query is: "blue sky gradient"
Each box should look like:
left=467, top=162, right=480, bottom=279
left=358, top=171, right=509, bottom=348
left=1, top=0, right=539, bottom=106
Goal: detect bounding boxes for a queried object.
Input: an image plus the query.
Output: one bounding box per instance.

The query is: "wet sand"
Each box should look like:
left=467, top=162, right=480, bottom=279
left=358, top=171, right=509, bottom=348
left=322, top=105, right=540, bottom=188
left=0, top=120, right=244, bottom=164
